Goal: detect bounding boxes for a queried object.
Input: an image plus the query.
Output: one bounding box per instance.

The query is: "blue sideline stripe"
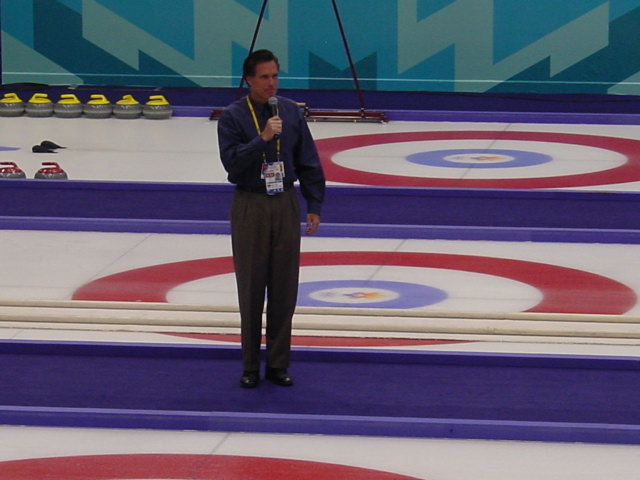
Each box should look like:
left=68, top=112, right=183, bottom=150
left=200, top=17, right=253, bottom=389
left=3, top=216, right=640, bottom=244
left=176, top=104, right=640, bottom=125
left=0, top=340, right=638, bottom=445
left=0, top=405, right=638, bottom=445
left=3, top=339, right=639, bottom=369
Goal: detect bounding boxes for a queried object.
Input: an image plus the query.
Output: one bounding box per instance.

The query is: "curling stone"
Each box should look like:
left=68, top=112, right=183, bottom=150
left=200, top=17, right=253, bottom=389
left=113, top=94, right=142, bottom=119
left=25, top=93, right=54, bottom=117
left=54, top=94, right=83, bottom=118
left=34, top=162, right=68, bottom=180
left=143, top=95, right=172, bottom=119
left=83, top=94, right=112, bottom=118
left=0, top=162, right=26, bottom=179
left=0, top=93, right=24, bottom=117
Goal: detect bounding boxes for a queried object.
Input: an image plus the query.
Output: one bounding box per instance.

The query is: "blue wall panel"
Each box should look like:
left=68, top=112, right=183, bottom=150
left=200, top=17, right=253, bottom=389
left=3, top=0, right=640, bottom=94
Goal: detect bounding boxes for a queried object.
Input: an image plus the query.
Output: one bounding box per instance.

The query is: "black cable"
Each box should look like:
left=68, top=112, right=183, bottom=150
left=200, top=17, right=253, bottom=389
left=235, top=0, right=270, bottom=99
left=330, top=0, right=366, bottom=113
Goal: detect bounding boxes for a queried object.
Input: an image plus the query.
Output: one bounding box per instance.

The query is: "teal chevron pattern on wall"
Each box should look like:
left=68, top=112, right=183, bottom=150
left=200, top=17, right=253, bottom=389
left=2, top=0, right=640, bottom=94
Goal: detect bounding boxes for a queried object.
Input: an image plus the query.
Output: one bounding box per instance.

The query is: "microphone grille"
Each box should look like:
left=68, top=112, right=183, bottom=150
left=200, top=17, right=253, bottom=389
left=268, top=96, right=278, bottom=106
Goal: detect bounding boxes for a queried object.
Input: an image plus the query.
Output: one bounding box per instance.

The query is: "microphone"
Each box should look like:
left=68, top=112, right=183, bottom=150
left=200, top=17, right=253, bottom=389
left=268, top=96, right=279, bottom=139
left=268, top=96, right=278, bottom=117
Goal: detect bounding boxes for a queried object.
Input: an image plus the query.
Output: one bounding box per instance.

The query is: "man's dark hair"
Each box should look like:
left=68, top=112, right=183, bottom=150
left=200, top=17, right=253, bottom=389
left=243, top=49, right=280, bottom=78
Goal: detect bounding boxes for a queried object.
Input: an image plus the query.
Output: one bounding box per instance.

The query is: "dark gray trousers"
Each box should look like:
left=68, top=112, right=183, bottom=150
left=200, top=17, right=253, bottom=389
left=230, top=188, right=301, bottom=372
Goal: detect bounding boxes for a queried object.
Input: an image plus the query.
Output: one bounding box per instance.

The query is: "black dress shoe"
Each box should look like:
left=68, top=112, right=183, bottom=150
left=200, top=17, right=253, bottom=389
left=240, top=370, right=259, bottom=388
left=265, top=367, right=293, bottom=386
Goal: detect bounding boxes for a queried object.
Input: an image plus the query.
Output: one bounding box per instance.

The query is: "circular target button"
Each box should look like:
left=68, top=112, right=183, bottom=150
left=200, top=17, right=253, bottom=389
left=298, top=280, right=448, bottom=309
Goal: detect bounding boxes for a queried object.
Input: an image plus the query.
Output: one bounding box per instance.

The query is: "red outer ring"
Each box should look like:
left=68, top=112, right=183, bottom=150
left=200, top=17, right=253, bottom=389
left=0, top=454, right=422, bottom=479
left=72, top=251, right=636, bottom=315
left=315, top=131, right=640, bottom=188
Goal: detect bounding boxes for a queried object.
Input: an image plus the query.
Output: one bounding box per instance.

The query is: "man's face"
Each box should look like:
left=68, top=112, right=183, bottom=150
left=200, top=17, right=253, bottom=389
left=247, top=60, right=279, bottom=104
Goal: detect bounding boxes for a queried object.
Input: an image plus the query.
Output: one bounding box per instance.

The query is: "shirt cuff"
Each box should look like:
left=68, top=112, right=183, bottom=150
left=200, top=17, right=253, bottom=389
left=306, top=201, right=322, bottom=216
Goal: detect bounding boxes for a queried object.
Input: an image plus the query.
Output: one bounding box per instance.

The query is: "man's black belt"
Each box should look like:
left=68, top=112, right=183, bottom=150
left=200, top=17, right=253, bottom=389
left=236, top=183, right=293, bottom=194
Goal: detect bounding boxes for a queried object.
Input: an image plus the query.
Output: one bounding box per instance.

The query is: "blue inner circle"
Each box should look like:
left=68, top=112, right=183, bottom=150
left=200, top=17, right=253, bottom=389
left=298, top=280, right=447, bottom=309
left=406, top=148, right=552, bottom=169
